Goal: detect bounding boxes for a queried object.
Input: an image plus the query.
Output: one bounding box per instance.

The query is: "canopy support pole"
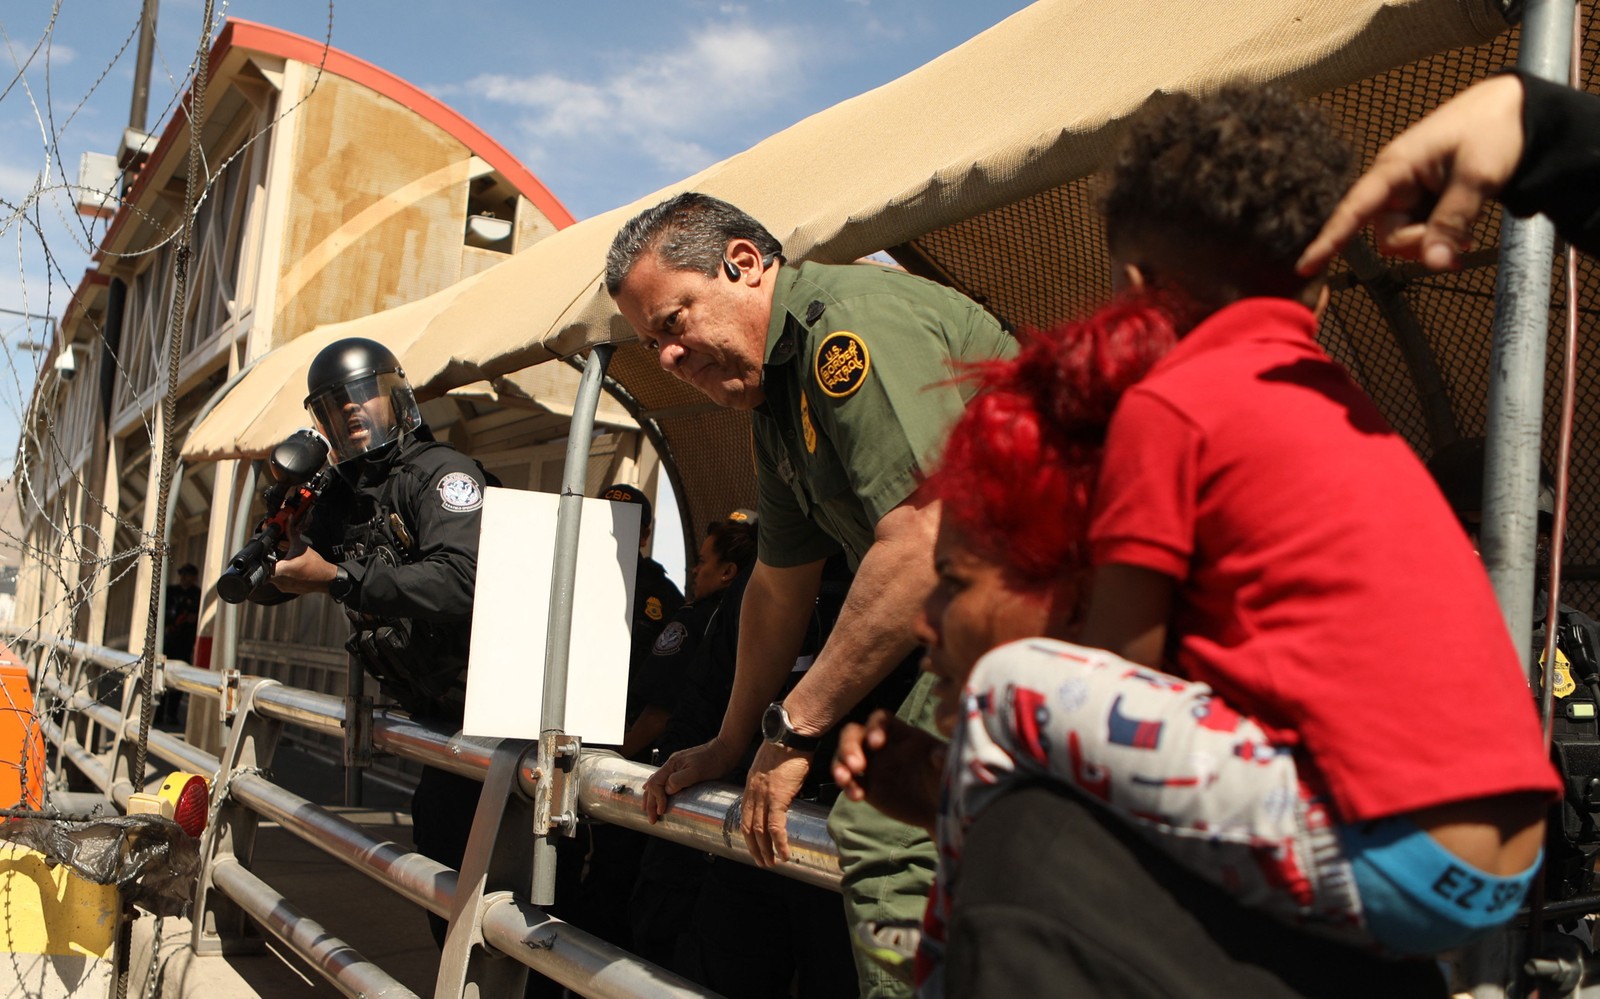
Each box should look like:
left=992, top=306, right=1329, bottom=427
left=1471, top=3, right=1575, bottom=995
left=1483, top=0, right=1574, bottom=679
left=531, top=344, right=614, bottom=906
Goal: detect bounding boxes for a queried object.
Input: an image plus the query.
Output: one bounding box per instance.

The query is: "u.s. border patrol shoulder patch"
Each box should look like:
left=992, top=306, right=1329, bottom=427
left=436, top=472, right=483, bottom=512
left=815, top=331, right=870, bottom=399
left=653, top=621, right=689, bottom=656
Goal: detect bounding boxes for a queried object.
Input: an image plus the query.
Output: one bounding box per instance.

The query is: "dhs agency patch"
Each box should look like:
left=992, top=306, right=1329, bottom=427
left=653, top=621, right=689, bottom=656
left=645, top=596, right=664, bottom=621
left=815, top=332, right=870, bottom=399
left=437, top=472, right=483, bottom=512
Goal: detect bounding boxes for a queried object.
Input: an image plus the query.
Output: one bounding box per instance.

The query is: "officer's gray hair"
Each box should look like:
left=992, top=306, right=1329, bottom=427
left=604, top=192, right=783, bottom=296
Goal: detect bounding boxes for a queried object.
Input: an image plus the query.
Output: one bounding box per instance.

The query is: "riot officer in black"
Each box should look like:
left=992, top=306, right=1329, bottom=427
left=260, top=336, right=491, bottom=945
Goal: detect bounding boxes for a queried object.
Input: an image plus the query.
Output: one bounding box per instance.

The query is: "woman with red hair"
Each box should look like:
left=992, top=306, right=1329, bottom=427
left=839, top=82, right=1552, bottom=999
left=834, top=293, right=1468, bottom=997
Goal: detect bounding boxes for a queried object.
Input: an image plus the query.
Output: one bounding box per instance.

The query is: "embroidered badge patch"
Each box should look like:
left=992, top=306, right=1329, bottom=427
left=437, top=471, right=483, bottom=512
left=800, top=391, right=818, bottom=454
left=653, top=620, right=689, bottom=656
left=815, top=331, right=870, bottom=399
left=645, top=596, right=664, bottom=621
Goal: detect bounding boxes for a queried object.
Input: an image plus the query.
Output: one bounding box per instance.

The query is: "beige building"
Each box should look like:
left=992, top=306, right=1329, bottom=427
left=13, top=20, right=657, bottom=712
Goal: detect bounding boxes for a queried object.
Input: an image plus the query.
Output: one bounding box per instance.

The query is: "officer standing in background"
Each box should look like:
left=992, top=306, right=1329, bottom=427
left=160, top=563, right=202, bottom=723
left=600, top=482, right=685, bottom=688
left=259, top=336, right=492, bottom=946
left=622, top=511, right=756, bottom=761
left=607, top=192, right=1015, bottom=997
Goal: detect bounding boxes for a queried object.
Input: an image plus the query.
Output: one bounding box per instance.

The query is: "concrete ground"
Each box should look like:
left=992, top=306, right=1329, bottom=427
left=126, top=742, right=444, bottom=997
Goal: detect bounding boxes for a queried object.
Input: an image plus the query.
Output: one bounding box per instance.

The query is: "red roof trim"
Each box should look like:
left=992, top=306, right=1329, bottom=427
left=100, top=18, right=574, bottom=254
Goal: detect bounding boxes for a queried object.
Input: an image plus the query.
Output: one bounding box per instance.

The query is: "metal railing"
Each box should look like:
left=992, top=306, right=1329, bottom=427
left=16, top=633, right=842, bottom=998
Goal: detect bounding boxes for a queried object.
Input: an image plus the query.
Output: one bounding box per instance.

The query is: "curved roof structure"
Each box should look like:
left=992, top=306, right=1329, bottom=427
left=101, top=18, right=571, bottom=258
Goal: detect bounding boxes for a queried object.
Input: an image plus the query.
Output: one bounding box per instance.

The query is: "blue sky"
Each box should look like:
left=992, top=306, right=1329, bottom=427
left=0, top=0, right=1034, bottom=477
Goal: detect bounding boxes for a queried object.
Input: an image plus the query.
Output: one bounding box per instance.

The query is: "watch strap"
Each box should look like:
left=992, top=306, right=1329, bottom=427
left=329, top=565, right=354, bottom=604
left=764, top=702, right=822, bottom=752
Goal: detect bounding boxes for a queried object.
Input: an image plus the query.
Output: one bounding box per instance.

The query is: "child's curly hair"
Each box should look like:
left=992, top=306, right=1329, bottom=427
left=1101, top=84, right=1352, bottom=298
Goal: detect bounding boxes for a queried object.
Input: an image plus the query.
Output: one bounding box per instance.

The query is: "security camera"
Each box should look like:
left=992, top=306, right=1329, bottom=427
left=53, top=345, right=83, bottom=381
left=53, top=348, right=77, bottom=381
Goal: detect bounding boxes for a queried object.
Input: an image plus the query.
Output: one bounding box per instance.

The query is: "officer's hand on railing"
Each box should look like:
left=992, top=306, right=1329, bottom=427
left=641, top=737, right=740, bottom=824
left=742, top=742, right=811, bottom=868
left=832, top=709, right=943, bottom=833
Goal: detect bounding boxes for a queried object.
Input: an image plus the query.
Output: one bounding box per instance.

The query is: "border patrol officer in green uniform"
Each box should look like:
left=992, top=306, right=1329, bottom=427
left=607, top=193, right=1015, bottom=999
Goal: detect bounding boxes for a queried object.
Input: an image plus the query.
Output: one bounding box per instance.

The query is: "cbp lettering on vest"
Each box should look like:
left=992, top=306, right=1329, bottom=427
left=252, top=336, right=494, bottom=947
left=607, top=192, right=1015, bottom=999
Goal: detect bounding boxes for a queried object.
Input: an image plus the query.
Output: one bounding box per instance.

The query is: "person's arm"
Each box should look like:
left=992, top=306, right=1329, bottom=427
left=1297, top=72, right=1600, bottom=272
left=255, top=497, right=336, bottom=602
left=1079, top=564, right=1174, bottom=667
left=742, top=491, right=941, bottom=866
left=621, top=706, right=671, bottom=760
left=777, top=492, right=940, bottom=734
left=640, top=558, right=823, bottom=821
left=1499, top=72, right=1600, bottom=257
left=1297, top=74, right=1526, bottom=274
left=831, top=709, right=943, bottom=832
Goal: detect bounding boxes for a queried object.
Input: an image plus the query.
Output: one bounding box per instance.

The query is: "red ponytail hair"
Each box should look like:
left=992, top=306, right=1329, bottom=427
left=927, top=295, right=1179, bottom=584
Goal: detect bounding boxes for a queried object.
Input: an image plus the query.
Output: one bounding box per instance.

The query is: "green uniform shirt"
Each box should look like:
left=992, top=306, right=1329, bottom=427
left=753, top=261, right=1016, bottom=571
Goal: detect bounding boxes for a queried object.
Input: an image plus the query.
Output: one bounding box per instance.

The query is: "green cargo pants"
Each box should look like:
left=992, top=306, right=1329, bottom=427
left=828, top=671, right=940, bottom=999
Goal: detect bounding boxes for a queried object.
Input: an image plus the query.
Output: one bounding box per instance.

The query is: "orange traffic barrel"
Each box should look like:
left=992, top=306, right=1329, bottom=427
left=0, top=643, right=45, bottom=810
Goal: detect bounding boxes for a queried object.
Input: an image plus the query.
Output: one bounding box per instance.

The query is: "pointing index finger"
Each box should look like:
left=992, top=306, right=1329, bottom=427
left=1297, top=166, right=1413, bottom=276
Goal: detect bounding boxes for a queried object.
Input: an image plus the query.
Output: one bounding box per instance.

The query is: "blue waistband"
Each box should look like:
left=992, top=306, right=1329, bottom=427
left=1337, top=817, right=1538, bottom=954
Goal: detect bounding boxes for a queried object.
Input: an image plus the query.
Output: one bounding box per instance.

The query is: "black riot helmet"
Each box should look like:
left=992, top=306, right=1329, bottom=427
left=304, top=337, right=423, bottom=464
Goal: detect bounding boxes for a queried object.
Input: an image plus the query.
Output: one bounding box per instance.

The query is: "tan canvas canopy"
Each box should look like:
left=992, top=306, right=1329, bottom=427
left=187, top=0, right=1600, bottom=566
left=186, top=0, right=1514, bottom=450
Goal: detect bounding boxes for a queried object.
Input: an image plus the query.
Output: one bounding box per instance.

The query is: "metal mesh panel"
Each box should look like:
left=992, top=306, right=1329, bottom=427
left=913, top=177, right=1113, bottom=333
left=604, top=342, right=757, bottom=556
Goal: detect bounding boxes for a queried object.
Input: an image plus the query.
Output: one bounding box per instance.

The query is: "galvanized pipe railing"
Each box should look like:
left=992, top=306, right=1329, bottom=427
left=20, top=633, right=841, bottom=996
left=577, top=755, right=840, bottom=891
left=27, top=638, right=726, bottom=997
left=21, top=634, right=845, bottom=883
left=209, top=857, right=419, bottom=999
left=237, top=664, right=846, bottom=888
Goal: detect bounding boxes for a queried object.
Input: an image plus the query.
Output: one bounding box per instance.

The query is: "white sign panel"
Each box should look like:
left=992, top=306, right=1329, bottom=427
left=465, top=488, right=639, bottom=744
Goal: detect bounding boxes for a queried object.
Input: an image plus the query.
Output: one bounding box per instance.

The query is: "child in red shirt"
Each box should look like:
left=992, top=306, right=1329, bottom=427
left=946, top=84, right=1557, bottom=958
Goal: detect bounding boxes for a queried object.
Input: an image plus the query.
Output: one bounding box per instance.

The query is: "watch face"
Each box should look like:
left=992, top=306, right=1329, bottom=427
left=761, top=703, right=785, bottom=742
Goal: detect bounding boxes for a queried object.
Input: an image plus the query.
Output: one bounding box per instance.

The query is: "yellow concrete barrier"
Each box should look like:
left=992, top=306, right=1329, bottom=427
left=0, top=841, right=118, bottom=997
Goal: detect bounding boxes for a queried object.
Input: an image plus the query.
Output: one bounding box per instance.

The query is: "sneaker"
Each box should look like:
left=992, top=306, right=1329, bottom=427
left=853, top=919, right=921, bottom=984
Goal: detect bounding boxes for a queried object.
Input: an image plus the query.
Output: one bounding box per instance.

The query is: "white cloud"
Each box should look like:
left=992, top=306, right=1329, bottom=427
left=445, top=21, right=806, bottom=176
left=0, top=162, right=48, bottom=203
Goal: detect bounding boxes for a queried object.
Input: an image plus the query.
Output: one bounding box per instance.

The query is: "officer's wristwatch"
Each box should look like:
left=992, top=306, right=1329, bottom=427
left=328, top=566, right=354, bottom=604
left=761, top=701, right=822, bottom=752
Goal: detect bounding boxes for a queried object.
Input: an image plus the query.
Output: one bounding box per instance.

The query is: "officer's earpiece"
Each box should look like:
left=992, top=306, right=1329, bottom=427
left=722, top=258, right=741, bottom=281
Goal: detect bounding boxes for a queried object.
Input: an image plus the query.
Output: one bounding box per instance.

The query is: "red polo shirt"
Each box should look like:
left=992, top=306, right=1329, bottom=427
left=1090, top=297, right=1559, bottom=822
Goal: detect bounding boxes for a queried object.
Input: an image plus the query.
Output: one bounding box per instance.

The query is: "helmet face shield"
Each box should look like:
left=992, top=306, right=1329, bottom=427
left=306, top=370, right=421, bottom=463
